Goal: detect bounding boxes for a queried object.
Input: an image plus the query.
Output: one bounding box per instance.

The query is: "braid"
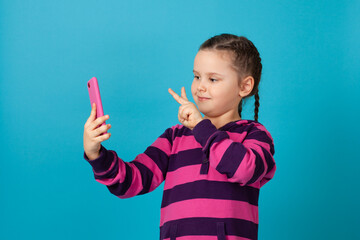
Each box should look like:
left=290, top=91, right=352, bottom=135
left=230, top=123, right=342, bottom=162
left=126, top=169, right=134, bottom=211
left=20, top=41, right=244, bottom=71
left=238, top=98, right=243, bottom=119
left=238, top=90, right=260, bottom=122
left=254, top=89, right=260, bottom=122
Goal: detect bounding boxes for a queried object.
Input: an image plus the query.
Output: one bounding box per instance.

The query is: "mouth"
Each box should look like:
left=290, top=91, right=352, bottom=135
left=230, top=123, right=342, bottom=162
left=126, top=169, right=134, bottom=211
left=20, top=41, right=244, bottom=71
left=198, top=96, right=210, bottom=101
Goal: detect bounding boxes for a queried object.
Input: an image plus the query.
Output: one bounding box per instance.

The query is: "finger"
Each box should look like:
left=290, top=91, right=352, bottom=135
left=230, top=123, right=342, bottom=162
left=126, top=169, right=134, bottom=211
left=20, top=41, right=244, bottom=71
left=179, top=105, right=186, bottom=119
left=168, top=88, right=186, bottom=105
left=90, top=122, right=111, bottom=138
left=85, top=103, right=97, bottom=126
left=94, top=132, right=111, bottom=142
left=182, top=106, right=191, bottom=120
left=178, top=112, right=185, bottom=123
left=93, top=123, right=111, bottom=137
left=179, top=105, right=190, bottom=123
left=178, top=106, right=183, bottom=121
left=90, top=114, right=109, bottom=130
left=181, top=87, right=189, bottom=101
left=178, top=106, right=185, bottom=122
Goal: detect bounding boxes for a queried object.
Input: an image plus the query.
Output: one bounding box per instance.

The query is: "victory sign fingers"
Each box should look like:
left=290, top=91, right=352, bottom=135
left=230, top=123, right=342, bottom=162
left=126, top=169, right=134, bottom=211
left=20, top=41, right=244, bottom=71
left=168, top=87, right=189, bottom=104
left=168, top=87, right=203, bottom=130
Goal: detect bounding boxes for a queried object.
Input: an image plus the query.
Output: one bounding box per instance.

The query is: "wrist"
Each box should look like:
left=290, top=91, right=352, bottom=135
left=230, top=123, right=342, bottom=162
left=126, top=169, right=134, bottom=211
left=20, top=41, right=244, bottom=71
left=87, top=153, right=100, bottom=161
left=191, top=118, right=204, bottom=131
left=85, top=149, right=101, bottom=161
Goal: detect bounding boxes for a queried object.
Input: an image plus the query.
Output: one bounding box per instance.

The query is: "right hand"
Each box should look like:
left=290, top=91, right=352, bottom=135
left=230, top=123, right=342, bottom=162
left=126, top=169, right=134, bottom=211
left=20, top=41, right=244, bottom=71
left=83, top=103, right=112, bottom=160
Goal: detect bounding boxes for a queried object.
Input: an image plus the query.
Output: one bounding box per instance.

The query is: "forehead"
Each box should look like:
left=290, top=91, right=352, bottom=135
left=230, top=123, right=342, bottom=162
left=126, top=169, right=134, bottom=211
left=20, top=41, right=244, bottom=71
left=193, top=50, right=235, bottom=73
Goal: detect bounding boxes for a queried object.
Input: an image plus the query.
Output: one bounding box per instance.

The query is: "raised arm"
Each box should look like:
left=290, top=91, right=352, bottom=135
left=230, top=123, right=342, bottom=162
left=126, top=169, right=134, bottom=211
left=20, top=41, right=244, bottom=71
left=84, top=127, right=174, bottom=198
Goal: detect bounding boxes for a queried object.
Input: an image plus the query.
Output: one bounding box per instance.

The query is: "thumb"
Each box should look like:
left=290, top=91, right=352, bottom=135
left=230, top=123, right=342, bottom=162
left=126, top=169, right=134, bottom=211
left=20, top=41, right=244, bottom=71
left=90, top=103, right=96, bottom=119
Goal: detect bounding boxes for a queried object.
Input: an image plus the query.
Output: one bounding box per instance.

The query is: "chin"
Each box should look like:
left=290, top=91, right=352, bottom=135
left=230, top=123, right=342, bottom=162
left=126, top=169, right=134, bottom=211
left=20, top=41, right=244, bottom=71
left=197, top=107, right=211, bottom=115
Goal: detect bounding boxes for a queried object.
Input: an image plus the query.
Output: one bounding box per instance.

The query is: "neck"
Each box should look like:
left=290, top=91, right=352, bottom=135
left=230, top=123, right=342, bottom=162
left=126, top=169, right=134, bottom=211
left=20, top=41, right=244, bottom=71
left=203, top=112, right=241, bottom=129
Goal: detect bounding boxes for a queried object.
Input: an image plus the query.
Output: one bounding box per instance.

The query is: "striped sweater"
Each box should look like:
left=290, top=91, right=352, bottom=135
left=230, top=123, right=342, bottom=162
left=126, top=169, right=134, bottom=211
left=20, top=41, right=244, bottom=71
left=84, top=119, right=276, bottom=240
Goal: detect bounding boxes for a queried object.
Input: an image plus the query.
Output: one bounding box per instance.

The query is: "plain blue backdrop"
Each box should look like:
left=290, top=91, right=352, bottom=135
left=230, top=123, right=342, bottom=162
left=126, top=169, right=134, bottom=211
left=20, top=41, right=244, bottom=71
left=1, top=0, right=359, bottom=239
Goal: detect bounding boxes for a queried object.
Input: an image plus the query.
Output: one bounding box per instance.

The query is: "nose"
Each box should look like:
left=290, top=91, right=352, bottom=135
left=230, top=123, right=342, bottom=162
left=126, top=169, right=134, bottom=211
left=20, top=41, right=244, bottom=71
left=197, top=79, right=207, bottom=92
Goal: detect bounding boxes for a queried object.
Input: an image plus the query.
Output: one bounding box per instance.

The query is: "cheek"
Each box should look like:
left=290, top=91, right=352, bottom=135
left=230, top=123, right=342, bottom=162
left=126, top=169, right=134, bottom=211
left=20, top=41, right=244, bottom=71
left=211, top=85, right=231, bottom=99
left=191, top=81, right=197, bottom=95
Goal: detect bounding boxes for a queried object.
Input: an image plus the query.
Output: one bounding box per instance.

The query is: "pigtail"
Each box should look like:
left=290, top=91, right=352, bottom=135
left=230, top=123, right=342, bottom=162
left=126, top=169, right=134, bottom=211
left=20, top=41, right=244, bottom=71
left=238, top=98, right=243, bottom=119
left=254, top=89, right=260, bottom=122
left=238, top=90, right=260, bottom=122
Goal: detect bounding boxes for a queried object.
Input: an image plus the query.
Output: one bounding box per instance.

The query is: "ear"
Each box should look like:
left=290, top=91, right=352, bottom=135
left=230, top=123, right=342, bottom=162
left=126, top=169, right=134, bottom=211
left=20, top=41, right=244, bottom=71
left=238, top=76, right=254, bottom=98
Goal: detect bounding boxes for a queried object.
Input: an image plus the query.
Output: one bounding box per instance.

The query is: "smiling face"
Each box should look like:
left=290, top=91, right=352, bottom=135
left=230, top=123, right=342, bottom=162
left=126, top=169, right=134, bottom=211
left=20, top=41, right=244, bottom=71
left=191, top=49, right=243, bottom=120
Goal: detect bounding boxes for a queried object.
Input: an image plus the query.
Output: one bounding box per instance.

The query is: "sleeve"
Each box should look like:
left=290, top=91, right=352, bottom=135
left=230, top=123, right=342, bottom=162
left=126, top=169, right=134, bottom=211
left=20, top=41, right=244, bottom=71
left=192, top=119, right=276, bottom=188
left=83, top=127, right=173, bottom=198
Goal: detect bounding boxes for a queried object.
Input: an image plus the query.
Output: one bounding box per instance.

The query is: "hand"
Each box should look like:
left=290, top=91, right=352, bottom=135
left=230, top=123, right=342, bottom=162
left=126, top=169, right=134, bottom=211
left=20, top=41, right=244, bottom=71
left=83, top=103, right=112, bottom=160
left=168, top=87, right=203, bottom=131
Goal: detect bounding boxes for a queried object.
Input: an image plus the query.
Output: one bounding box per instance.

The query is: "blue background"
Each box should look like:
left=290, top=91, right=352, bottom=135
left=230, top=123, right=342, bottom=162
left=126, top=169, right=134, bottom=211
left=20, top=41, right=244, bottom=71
left=1, top=0, right=359, bottom=239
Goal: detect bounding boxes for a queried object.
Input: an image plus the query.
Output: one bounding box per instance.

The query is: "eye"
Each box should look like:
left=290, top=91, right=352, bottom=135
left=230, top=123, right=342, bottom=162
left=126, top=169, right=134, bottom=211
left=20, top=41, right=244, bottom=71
left=210, top=78, right=217, bottom=82
left=193, top=75, right=200, bottom=80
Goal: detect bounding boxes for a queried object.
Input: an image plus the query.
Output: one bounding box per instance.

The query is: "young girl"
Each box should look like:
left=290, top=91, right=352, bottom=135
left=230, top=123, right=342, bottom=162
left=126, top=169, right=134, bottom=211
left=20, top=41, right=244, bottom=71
left=83, top=33, right=276, bottom=240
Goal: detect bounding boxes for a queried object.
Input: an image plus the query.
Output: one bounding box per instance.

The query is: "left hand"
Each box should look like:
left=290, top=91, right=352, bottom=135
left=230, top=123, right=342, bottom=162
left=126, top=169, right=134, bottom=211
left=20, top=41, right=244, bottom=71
left=168, top=87, right=203, bottom=131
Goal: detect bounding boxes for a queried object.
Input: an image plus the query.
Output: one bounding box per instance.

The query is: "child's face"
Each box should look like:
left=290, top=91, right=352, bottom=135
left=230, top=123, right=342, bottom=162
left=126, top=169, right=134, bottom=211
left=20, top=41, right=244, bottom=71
left=191, top=50, right=242, bottom=118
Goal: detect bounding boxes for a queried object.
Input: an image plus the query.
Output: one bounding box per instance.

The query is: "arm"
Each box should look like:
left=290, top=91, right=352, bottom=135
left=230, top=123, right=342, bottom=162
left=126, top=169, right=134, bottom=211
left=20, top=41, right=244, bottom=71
left=192, top=119, right=276, bottom=188
left=83, top=127, right=173, bottom=198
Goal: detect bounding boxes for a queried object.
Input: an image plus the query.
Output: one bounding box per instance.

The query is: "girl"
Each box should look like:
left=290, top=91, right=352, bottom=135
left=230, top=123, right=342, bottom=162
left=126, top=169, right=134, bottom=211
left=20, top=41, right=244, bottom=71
left=83, top=33, right=276, bottom=240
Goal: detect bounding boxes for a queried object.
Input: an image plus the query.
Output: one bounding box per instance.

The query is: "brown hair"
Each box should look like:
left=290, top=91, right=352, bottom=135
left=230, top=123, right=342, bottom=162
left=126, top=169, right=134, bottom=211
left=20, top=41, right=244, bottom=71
left=199, top=34, right=262, bottom=122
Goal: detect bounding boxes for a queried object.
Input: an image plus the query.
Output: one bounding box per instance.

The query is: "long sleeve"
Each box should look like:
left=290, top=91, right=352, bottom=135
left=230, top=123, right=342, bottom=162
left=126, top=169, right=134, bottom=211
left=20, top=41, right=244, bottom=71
left=192, top=119, right=276, bottom=188
left=83, top=127, right=173, bottom=198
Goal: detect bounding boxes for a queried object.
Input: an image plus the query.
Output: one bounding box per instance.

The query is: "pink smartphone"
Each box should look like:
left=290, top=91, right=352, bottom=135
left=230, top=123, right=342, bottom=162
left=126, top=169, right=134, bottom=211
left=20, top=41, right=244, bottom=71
left=87, top=77, right=107, bottom=134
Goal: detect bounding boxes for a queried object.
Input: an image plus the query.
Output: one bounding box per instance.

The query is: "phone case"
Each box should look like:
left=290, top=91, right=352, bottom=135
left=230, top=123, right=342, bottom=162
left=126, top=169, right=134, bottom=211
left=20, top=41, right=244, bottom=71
left=87, top=77, right=107, bottom=134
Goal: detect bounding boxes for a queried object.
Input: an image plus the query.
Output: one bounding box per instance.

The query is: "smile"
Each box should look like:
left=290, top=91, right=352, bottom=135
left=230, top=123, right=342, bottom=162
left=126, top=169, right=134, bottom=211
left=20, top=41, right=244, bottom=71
left=198, top=97, right=210, bottom=101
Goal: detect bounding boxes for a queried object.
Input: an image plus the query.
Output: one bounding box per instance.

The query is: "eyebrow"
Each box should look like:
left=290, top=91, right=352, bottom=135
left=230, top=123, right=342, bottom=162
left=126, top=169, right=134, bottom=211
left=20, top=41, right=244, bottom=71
left=193, top=69, right=224, bottom=77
